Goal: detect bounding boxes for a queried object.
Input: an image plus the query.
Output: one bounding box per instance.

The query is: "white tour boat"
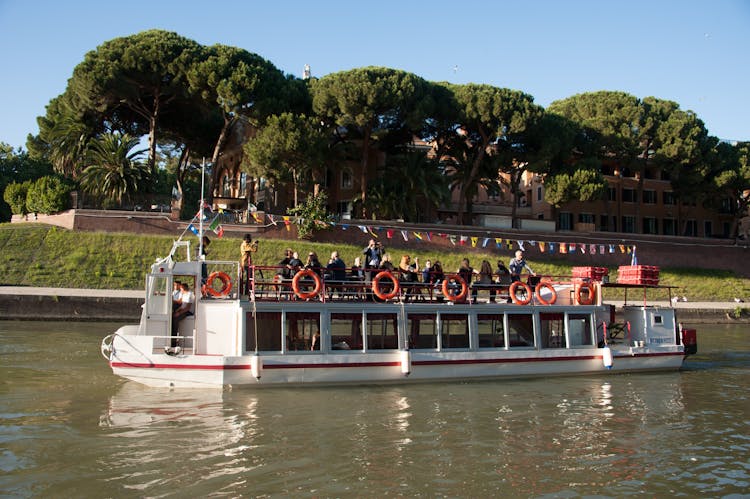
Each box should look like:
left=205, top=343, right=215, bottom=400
left=101, top=239, right=697, bottom=388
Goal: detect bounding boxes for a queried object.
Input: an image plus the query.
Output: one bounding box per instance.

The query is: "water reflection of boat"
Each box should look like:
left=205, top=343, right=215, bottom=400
left=100, top=239, right=697, bottom=388
left=99, top=382, right=227, bottom=428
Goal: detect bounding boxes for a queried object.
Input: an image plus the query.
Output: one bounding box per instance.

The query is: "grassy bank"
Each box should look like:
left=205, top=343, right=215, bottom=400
left=1, top=223, right=749, bottom=301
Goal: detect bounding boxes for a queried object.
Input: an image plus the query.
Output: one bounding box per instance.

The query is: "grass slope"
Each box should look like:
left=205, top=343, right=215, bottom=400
left=1, top=223, right=748, bottom=301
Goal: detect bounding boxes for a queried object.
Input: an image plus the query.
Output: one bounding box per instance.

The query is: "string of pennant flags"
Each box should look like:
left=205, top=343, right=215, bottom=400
left=181, top=206, right=638, bottom=258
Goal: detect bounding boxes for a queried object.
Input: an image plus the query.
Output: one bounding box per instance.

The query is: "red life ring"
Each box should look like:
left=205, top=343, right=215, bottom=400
left=206, top=271, right=232, bottom=297
left=442, top=274, right=468, bottom=302
left=510, top=281, right=532, bottom=305
left=575, top=282, right=595, bottom=305
left=372, top=271, right=400, bottom=300
left=292, top=269, right=322, bottom=300
left=535, top=281, right=557, bottom=305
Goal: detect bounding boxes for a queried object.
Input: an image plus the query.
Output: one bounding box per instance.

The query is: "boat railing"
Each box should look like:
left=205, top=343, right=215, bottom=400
left=242, top=266, right=596, bottom=306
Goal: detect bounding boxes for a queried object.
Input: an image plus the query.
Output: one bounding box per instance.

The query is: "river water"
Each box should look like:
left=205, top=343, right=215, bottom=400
left=0, top=321, right=748, bottom=498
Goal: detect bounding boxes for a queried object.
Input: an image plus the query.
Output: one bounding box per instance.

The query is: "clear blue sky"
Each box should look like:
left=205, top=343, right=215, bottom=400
left=1, top=0, right=748, bottom=151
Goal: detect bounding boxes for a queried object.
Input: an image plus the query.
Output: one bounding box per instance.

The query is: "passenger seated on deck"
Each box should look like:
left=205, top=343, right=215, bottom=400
left=172, top=280, right=182, bottom=311
left=172, top=282, right=194, bottom=337
left=471, top=260, right=496, bottom=303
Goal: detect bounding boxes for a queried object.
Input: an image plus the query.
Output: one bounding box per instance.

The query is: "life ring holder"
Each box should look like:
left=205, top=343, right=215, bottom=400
left=292, top=269, right=322, bottom=300
left=372, top=271, right=400, bottom=301
left=575, top=282, right=595, bottom=305
left=442, top=274, right=468, bottom=302
left=535, top=281, right=557, bottom=305
left=509, top=281, right=533, bottom=305
left=206, top=271, right=232, bottom=297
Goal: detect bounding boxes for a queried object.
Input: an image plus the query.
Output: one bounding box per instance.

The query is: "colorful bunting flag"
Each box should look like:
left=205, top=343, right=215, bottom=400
left=539, top=241, right=546, bottom=252
left=187, top=224, right=199, bottom=236
left=386, top=229, right=394, bottom=239
left=471, top=236, right=478, bottom=247
left=459, top=235, right=468, bottom=246
left=482, top=237, right=490, bottom=248
left=449, top=235, right=457, bottom=246
left=518, top=240, right=525, bottom=251
left=401, top=230, right=409, bottom=241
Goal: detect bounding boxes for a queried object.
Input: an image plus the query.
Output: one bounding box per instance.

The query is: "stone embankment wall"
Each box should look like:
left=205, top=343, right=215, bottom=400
left=0, top=295, right=142, bottom=321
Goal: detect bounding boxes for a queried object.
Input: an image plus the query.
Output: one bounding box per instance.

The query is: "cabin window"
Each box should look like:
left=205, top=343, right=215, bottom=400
left=330, top=312, right=363, bottom=351
left=653, top=315, right=663, bottom=325
left=507, top=314, right=535, bottom=347
left=566, top=313, right=593, bottom=347
left=540, top=313, right=566, bottom=348
left=286, top=312, right=321, bottom=351
left=408, top=313, right=437, bottom=349
left=440, top=313, right=469, bottom=349
left=147, top=275, right=169, bottom=315
left=246, top=312, right=282, bottom=352
left=477, top=314, right=505, bottom=348
left=366, top=313, right=398, bottom=350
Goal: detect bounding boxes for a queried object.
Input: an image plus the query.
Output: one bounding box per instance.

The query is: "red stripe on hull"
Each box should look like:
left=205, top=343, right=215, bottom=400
left=112, top=351, right=683, bottom=371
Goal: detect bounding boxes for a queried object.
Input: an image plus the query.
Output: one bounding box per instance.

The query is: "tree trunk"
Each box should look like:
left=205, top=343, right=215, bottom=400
left=360, top=125, right=372, bottom=218
left=147, top=96, right=159, bottom=173
left=209, top=115, right=234, bottom=203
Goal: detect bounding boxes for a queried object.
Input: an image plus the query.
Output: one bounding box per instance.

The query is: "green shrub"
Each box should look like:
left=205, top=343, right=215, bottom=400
left=3, top=181, right=32, bottom=215
left=26, top=176, right=73, bottom=214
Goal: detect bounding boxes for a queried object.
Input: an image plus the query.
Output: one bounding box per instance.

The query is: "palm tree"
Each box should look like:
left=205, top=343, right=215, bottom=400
left=80, top=133, right=148, bottom=207
left=366, top=151, right=449, bottom=222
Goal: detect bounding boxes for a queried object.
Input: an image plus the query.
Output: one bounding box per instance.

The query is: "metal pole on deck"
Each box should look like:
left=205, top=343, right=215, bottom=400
left=198, top=158, right=205, bottom=257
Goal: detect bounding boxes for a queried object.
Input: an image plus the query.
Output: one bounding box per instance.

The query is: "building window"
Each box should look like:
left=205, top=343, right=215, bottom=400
left=336, top=200, right=352, bottom=218
left=578, top=213, right=594, bottom=224
left=704, top=220, right=712, bottom=238
left=341, top=168, right=353, bottom=190
left=536, top=186, right=543, bottom=202
left=622, top=216, right=636, bottom=233
left=559, top=212, right=573, bottom=230
left=611, top=216, right=617, bottom=232
left=643, top=217, right=658, bottom=234
left=663, top=218, right=676, bottom=235
left=663, top=191, right=676, bottom=205
left=221, top=175, right=232, bottom=197
left=607, top=187, right=617, bottom=202
left=643, top=190, right=657, bottom=204
left=723, top=222, right=731, bottom=238
left=622, top=189, right=637, bottom=203
left=686, top=220, right=697, bottom=236
left=238, top=172, right=248, bottom=198
left=599, top=214, right=609, bottom=232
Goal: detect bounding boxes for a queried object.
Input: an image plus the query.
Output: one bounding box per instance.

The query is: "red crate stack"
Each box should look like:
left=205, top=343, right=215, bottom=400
left=571, top=266, right=609, bottom=282
left=616, top=265, right=660, bottom=286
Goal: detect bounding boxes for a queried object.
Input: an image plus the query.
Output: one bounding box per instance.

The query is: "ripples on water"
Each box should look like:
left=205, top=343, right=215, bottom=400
left=1, top=321, right=748, bottom=497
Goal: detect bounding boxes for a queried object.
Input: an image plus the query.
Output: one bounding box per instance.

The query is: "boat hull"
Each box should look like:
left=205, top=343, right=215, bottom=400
left=109, top=347, right=685, bottom=388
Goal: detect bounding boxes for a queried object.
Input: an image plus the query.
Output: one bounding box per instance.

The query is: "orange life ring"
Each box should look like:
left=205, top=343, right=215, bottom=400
left=510, top=281, right=532, bottom=305
left=442, top=274, right=468, bottom=302
left=206, top=271, right=232, bottom=297
left=292, top=269, right=322, bottom=300
left=575, top=282, right=595, bottom=305
left=372, top=271, right=400, bottom=300
left=535, top=282, right=557, bottom=305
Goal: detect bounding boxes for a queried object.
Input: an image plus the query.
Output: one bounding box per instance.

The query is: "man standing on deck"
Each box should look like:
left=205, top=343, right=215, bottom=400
left=509, top=250, right=535, bottom=282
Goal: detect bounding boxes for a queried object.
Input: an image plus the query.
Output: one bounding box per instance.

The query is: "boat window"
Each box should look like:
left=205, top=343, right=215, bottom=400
left=408, top=313, right=437, bottom=349
left=653, top=315, right=663, bottom=325
left=567, top=313, right=593, bottom=347
left=246, top=312, right=281, bottom=352
left=147, top=275, right=169, bottom=315
left=440, top=313, right=469, bottom=349
left=540, top=313, right=566, bottom=348
left=286, top=312, right=321, bottom=351
left=366, top=313, right=398, bottom=350
left=330, top=312, right=362, bottom=351
left=477, top=314, right=505, bottom=348
left=508, top=314, right=535, bottom=348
